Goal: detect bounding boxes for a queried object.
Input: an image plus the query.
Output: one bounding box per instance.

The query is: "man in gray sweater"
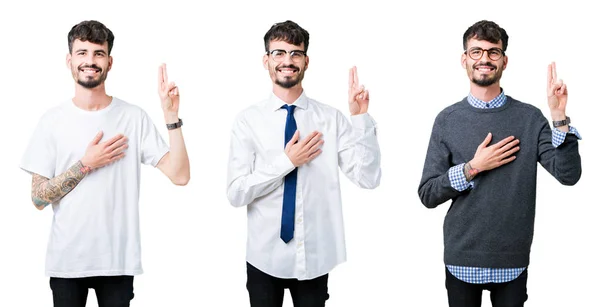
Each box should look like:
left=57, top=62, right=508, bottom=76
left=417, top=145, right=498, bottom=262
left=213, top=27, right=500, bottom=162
left=418, top=20, right=582, bottom=307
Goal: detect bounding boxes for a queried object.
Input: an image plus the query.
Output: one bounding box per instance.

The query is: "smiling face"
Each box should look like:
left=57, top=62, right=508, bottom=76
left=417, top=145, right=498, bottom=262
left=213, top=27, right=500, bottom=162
left=462, top=38, right=507, bottom=87
left=263, top=40, right=309, bottom=89
left=67, top=39, right=112, bottom=89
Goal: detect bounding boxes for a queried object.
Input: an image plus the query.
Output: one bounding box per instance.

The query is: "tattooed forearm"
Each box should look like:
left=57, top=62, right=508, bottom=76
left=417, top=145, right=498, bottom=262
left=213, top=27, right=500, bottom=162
left=31, top=161, right=89, bottom=209
left=463, top=162, right=480, bottom=182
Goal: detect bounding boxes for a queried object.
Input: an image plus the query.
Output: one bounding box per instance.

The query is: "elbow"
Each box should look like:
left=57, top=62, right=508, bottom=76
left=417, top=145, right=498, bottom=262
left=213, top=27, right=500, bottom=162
left=170, top=170, right=190, bottom=186
left=420, top=198, right=440, bottom=209
left=171, top=175, right=190, bottom=186
left=556, top=165, right=582, bottom=186
left=226, top=193, right=247, bottom=208
left=559, top=172, right=581, bottom=186
left=418, top=187, right=440, bottom=209
left=226, top=186, right=249, bottom=208
left=31, top=197, right=48, bottom=211
left=357, top=170, right=382, bottom=190
left=360, top=179, right=380, bottom=190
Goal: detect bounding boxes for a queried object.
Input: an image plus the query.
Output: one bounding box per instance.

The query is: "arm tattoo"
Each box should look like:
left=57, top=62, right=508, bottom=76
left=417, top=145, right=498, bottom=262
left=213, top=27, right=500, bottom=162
left=31, top=161, right=89, bottom=209
left=463, top=162, right=480, bottom=182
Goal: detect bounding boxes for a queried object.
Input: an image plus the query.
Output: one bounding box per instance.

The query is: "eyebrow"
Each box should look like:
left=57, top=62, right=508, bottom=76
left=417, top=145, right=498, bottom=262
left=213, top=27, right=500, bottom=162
left=74, top=48, right=107, bottom=55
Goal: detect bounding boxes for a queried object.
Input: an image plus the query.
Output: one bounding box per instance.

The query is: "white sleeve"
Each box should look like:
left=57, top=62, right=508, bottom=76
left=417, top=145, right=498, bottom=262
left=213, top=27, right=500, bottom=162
left=226, top=114, right=295, bottom=207
left=20, top=113, right=56, bottom=178
left=140, top=112, right=170, bottom=167
left=337, top=111, right=382, bottom=189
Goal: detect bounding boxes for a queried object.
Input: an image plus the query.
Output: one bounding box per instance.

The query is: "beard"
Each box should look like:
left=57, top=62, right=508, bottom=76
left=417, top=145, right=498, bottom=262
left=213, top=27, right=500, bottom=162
left=74, top=64, right=107, bottom=89
left=471, top=62, right=502, bottom=87
left=273, top=64, right=305, bottom=88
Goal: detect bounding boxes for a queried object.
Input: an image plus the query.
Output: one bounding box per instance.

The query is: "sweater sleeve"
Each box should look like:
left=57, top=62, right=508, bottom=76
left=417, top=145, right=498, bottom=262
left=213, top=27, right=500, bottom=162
left=536, top=112, right=582, bottom=186
left=418, top=112, right=466, bottom=208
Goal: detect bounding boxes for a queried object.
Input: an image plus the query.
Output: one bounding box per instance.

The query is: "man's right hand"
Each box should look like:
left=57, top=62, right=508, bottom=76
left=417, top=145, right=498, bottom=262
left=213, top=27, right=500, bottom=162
left=80, top=131, right=128, bottom=170
left=466, top=133, right=520, bottom=180
left=285, top=131, right=324, bottom=167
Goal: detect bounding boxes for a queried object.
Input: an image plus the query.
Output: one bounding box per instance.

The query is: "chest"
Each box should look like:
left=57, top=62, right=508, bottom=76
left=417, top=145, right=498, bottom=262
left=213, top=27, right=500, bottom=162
left=443, top=111, right=541, bottom=164
left=50, top=110, right=144, bottom=171
left=248, top=109, right=339, bottom=157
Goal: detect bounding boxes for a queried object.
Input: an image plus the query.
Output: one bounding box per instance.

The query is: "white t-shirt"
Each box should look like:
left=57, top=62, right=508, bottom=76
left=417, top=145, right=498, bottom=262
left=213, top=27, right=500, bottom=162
left=20, top=97, right=169, bottom=278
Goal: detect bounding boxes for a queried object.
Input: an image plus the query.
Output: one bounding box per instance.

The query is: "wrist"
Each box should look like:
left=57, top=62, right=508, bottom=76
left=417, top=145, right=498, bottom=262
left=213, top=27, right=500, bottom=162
left=164, top=112, right=179, bottom=124
left=78, top=160, right=92, bottom=174
left=464, top=161, right=481, bottom=181
left=550, top=111, right=566, bottom=122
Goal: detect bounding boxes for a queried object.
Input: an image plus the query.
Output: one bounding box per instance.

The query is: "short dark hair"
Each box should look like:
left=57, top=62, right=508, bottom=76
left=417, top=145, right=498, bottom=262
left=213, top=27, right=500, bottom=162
left=68, top=20, right=115, bottom=54
left=264, top=20, right=309, bottom=53
left=463, top=20, right=509, bottom=51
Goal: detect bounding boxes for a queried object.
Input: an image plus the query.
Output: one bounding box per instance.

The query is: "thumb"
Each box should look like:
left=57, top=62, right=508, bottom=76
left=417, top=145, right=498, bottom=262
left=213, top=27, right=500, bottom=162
left=90, top=131, right=103, bottom=145
left=285, top=130, right=300, bottom=149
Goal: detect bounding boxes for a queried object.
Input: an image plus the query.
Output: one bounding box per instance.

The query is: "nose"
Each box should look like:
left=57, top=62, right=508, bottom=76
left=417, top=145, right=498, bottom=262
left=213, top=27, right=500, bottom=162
left=479, top=50, right=493, bottom=62
left=281, top=53, right=294, bottom=65
left=82, top=53, right=96, bottom=66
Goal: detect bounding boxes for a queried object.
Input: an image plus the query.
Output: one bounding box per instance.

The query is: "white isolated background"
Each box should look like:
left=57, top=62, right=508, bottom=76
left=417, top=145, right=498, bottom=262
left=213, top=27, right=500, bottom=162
left=0, top=0, right=598, bottom=306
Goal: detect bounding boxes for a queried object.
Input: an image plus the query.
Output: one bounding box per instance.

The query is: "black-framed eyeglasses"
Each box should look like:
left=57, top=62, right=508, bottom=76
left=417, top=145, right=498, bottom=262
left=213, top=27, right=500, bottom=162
left=266, top=49, right=307, bottom=62
left=464, top=47, right=505, bottom=61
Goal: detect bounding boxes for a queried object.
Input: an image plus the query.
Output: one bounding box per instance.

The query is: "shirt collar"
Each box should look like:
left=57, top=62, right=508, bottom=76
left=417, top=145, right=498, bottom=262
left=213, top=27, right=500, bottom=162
left=467, top=89, right=506, bottom=109
left=268, top=91, right=308, bottom=111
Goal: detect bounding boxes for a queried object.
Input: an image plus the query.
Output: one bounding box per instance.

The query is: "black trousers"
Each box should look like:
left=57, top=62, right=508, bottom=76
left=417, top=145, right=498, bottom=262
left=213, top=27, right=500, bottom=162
left=246, top=262, right=330, bottom=307
left=446, top=267, right=528, bottom=307
left=50, top=276, right=134, bottom=307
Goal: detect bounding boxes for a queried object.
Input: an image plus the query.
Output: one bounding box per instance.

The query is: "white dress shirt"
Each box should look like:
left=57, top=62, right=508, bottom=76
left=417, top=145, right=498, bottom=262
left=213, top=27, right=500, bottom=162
left=226, top=91, right=381, bottom=280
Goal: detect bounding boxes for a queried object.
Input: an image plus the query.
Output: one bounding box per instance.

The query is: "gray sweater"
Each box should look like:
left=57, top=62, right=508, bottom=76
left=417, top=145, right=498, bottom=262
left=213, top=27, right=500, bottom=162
left=418, top=96, right=581, bottom=268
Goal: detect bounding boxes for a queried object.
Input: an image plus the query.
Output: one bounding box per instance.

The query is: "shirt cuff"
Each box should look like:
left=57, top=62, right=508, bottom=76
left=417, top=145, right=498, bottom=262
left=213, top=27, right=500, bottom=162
left=350, top=113, right=377, bottom=129
left=551, top=126, right=582, bottom=148
left=449, top=163, right=473, bottom=192
left=271, top=152, right=296, bottom=177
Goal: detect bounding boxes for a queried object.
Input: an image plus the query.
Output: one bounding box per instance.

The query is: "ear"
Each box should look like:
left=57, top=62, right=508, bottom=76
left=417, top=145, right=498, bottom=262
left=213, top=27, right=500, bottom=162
left=502, top=54, right=508, bottom=70
left=304, top=55, right=309, bottom=71
left=66, top=53, right=72, bottom=69
left=263, top=54, right=268, bottom=70
left=461, top=53, right=467, bottom=69
left=108, top=55, right=113, bottom=72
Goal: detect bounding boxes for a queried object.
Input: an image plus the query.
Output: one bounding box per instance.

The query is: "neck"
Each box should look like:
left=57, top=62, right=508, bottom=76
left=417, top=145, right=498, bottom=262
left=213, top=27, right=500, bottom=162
left=469, top=83, right=502, bottom=102
left=273, top=84, right=303, bottom=104
left=72, top=83, right=112, bottom=111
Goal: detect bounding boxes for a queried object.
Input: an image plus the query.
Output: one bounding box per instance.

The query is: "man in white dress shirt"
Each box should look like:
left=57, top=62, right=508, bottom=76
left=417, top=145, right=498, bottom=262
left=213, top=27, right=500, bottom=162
left=226, top=20, right=382, bottom=307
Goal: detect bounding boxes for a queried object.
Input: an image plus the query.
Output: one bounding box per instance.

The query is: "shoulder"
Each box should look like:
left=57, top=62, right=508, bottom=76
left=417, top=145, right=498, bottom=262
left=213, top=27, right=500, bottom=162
left=304, top=97, right=348, bottom=124
left=35, top=102, right=69, bottom=126
left=434, top=98, right=469, bottom=124
left=232, top=98, right=270, bottom=125
left=506, top=95, right=544, bottom=117
left=111, top=97, right=148, bottom=117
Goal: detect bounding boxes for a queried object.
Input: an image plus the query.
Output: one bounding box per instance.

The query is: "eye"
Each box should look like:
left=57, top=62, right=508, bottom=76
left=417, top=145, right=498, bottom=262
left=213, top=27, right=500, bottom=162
left=290, top=51, right=304, bottom=58
left=470, top=49, right=482, bottom=56
left=489, top=49, right=502, bottom=57
left=272, top=50, right=286, bottom=57
left=77, top=51, right=86, bottom=56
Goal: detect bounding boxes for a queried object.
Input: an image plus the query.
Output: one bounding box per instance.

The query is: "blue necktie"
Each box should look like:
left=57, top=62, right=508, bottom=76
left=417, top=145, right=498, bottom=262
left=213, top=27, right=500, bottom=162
left=281, top=104, right=297, bottom=243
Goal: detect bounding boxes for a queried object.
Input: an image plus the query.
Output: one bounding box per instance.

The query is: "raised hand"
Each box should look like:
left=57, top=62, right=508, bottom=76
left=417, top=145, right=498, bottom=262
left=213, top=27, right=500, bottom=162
left=158, top=63, right=180, bottom=117
left=285, top=131, right=324, bottom=167
left=547, top=62, right=568, bottom=119
left=80, top=131, right=128, bottom=170
left=348, top=66, right=369, bottom=116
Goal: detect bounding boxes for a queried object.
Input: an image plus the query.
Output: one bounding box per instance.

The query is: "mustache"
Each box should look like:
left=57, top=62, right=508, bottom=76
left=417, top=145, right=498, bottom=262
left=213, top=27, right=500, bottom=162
left=473, top=62, right=497, bottom=69
left=276, top=64, right=300, bottom=70
left=78, top=64, right=102, bottom=72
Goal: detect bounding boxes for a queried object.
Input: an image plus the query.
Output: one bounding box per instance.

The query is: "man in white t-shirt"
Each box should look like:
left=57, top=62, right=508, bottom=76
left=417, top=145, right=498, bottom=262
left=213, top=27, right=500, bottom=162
left=20, top=20, right=190, bottom=307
